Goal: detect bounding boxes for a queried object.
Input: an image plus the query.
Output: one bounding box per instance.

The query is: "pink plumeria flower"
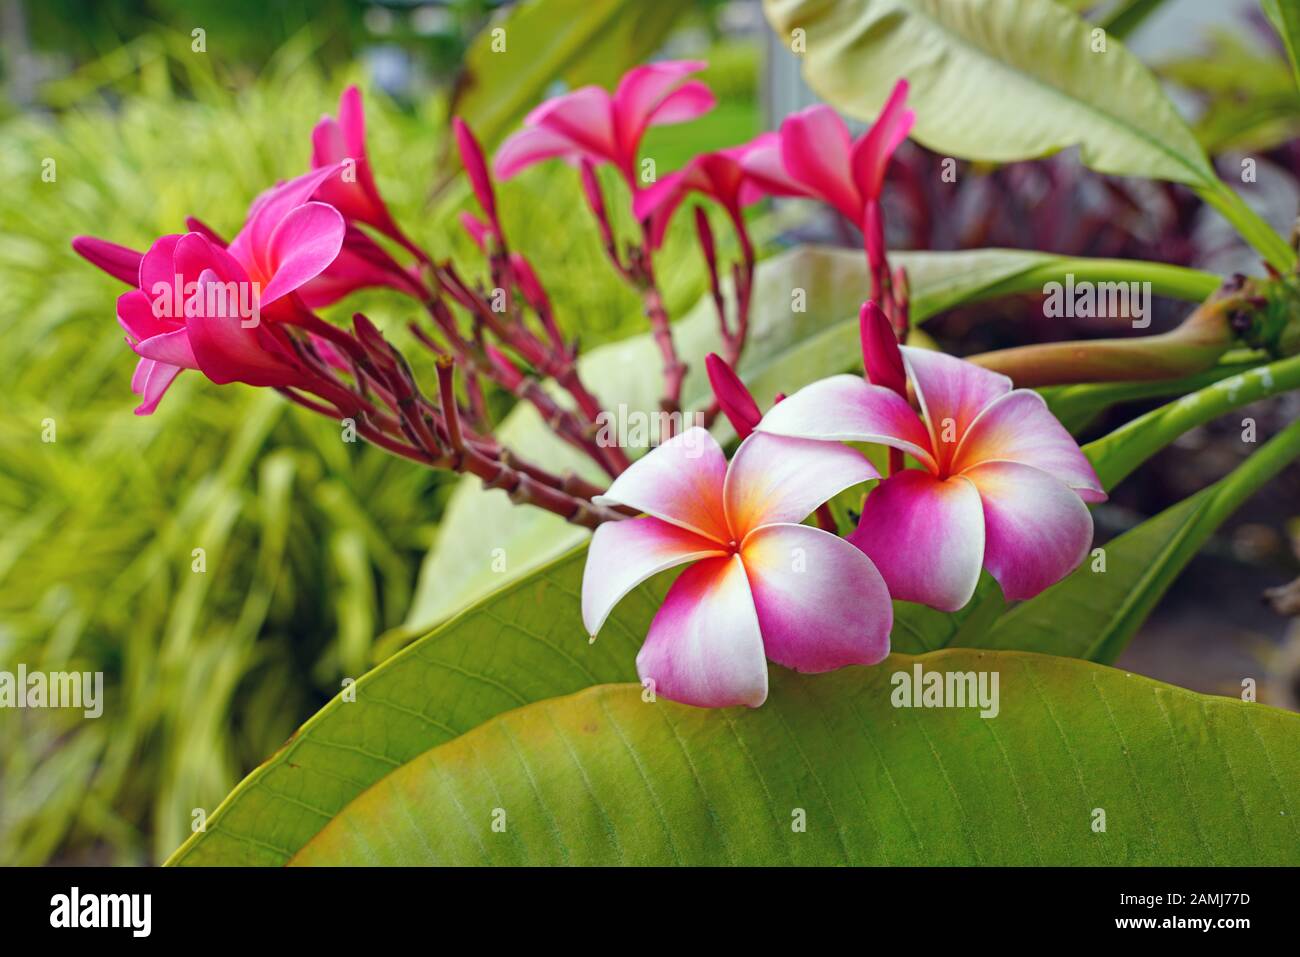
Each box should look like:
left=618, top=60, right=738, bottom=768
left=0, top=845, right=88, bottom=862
left=77, top=170, right=344, bottom=414
left=115, top=233, right=319, bottom=413
left=758, top=344, right=1106, bottom=612
left=494, top=60, right=716, bottom=188
left=632, top=139, right=773, bottom=250
left=741, top=79, right=914, bottom=230
left=582, top=427, right=892, bottom=708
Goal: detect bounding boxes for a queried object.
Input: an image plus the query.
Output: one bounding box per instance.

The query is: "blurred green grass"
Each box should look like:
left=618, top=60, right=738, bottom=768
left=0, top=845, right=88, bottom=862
left=0, top=30, right=752, bottom=864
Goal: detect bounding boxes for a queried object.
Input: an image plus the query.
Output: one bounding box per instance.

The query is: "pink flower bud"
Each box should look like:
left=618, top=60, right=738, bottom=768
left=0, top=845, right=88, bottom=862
left=859, top=301, right=907, bottom=398
left=453, top=117, right=499, bottom=230
left=71, top=236, right=142, bottom=286
left=705, top=353, right=761, bottom=438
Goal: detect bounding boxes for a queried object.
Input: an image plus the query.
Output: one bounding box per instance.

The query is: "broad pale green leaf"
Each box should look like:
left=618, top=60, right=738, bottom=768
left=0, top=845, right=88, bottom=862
left=291, top=654, right=1300, bottom=866
left=447, top=0, right=692, bottom=161
left=762, top=0, right=1294, bottom=268
left=406, top=246, right=1215, bottom=632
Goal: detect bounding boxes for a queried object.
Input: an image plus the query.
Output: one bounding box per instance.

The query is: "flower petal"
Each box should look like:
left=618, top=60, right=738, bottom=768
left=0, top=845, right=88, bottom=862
left=738, top=131, right=807, bottom=198
left=779, top=105, right=861, bottom=222
left=261, top=201, right=346, bottom=305
left=954, top=389, right=1106, bottom=502
left=593, top=426, right=730, bottom=543
left=850, top=470, right=985, bottom=612
left=636, top=555, right=768, bottom=708
left=138, top=234, right=183, bottom=298
left=757, top=374, right=936, bottom=472
left=185, top=270, right=300, bottom=387
left=644, top=79, right=715, bottom=126
left=117, top=289, right=172, bottom=343
left=525, top=86, right=618, bottom=163
left=741, top=523, right=891, bottom=672
left=581, top=517, right=728, bottom=638
left=612, top=60, right=708, bottom=155
left=900, top=345, right=1012, bottom=472
left=134, top=329, right=198, bottom=369
left=724, top=431, right=876, bottom=539
left=131, top=358, right=182, bottom=416
left=964, top=461, right=1094, bottom=601
left=860, top=300, right=906, bottom=396
left=850, top=78, right=914, bottom=201
left=494, top=124, right=585, bottom=179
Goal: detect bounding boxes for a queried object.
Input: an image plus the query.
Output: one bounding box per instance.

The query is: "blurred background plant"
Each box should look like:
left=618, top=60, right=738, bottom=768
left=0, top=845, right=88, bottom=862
left=2, top=0, right=1298, bottom=866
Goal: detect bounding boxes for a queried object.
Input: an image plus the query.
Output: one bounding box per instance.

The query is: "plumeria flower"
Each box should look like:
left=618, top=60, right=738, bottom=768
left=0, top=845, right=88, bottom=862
left=758, top=323, right=1105, bottom=612
left=494, top=60, right=716, bottom=188
left=632, top=140, right=772, bottom=250
left=741, top=79, right=913, bottom=234
left=582, top=427, right=891, bottom=708
left=116, top=226, right=332, bottom=413
left=76, top=166, right=345, bottom=414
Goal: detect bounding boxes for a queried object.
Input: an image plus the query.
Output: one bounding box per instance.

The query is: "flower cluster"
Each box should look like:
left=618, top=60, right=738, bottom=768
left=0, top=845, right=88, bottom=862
left=75, top=60, right=1102, bottom=712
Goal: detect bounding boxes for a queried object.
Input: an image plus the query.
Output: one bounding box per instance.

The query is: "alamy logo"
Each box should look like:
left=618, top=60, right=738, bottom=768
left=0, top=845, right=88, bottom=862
left=0, top=665, right=102, bottom=718
left=890, top=664, right=1000, bottom=718
left=1043, top=273, right=1152, bottom=328
left=50, top=887, right=151, bottom=937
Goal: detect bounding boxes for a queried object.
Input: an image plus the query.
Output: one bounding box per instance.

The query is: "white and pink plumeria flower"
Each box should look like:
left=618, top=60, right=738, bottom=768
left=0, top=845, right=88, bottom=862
left=581, top=427, right=892, bottom=709
left=760, top=346, right=1106, bottom=612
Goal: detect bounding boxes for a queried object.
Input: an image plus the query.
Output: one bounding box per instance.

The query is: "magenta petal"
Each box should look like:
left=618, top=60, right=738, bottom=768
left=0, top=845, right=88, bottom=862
left=900, top=345, right=1012, bottom=470
left=311, top=115, right=347, bottom=167
left=185, top=269, right=297, bottom=387
left=337, top=85, right=367, bottom=158
left=593, top=426, right=730, bottom=543
left=494, top=125, right=583, bottom=179
left=955, top=389, right=1106, bottom=503
left=132, top=358, right=182, bottom=415
left=117, top=289, right=172, bottom=342
left=581, top=517, right=727, bottom=637
left=964, top=462, right=1094, bottom=601
left=850, top=470, right=985, bottom=612
left=724, top=431, right=876, bottom=539
left=525, top=86, right=618, bottom=162
left=261, top=201, right=345, bottom=305
left=850, top=78, right=914, bottom=202
left=757, top=374, right=937, bottom=472
left=636, top=555, right=768, bottom=708
left=138, top=234, right=183, bottom=299
left=742, top=523, right=891, bottom=672
left=631, top=169, right=686, bottom=222
left=612, top=60, right=708, bottom=154
left=779, top=105, right=861, bottom=222
left=644, top=79, right=716, bottom=126
left=134, top=328, right=198, bottom=369
left=738, top=131, right=807, bottom=198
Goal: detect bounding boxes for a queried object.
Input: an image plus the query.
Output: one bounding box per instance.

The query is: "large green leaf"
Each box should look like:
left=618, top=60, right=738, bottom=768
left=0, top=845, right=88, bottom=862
left=168, top=545, right=623, bottom=866
left=447, top=0, right=692, bottom=161
left=762, top=0, right=1294, bottom=269
left=290, top=654, right=1300, bottom=865
left=172, top=414, right=1300, bottom=866
left=405, top=246, right=1216, bottom=632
